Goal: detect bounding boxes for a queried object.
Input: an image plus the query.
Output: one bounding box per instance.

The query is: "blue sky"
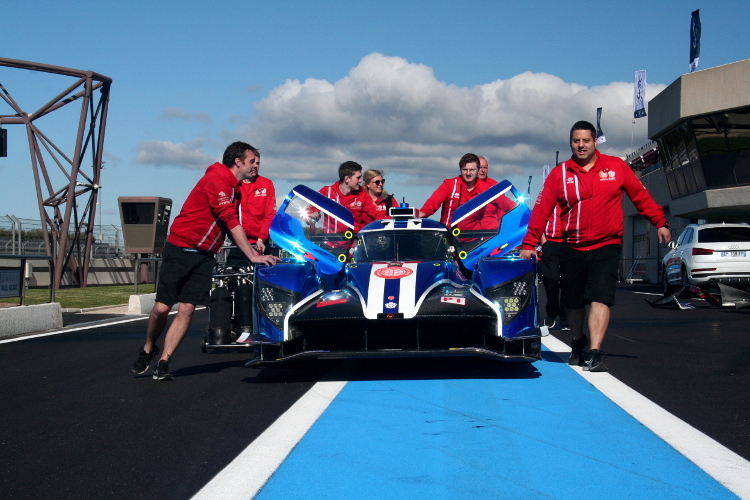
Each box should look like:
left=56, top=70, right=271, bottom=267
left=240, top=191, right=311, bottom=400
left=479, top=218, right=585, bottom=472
left=2, top=1, right=748, bottom=230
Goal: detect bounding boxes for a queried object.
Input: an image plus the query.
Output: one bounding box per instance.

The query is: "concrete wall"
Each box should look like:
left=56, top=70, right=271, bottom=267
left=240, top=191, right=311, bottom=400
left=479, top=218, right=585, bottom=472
left=0, top=303, right=62, bottom=338
left=649, top=59, right=750, bottom=138
left=0, top=257, right=156, bottom=288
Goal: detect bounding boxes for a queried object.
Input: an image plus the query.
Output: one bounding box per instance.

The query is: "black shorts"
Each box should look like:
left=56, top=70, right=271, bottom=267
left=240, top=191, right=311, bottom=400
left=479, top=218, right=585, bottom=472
left=537, top=240, right=563, bottom=281
left=560, top=244, right=621, bottom=309
left=155, top=242, right=216, bottom=307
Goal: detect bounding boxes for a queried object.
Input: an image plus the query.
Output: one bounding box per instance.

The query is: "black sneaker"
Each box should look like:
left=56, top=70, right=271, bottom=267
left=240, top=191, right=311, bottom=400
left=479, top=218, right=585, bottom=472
left=153, top=360, right=173, bottom=381
left=583, top=349, right=608, bottom=372
left=132, top=346, right=159, bottom=374
left=568, top=334, right=587, bottom=366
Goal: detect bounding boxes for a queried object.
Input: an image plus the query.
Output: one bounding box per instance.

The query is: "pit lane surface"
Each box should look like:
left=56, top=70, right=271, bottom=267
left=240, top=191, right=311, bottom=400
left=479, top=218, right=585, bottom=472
left=1, top=286, right=748, bottom=499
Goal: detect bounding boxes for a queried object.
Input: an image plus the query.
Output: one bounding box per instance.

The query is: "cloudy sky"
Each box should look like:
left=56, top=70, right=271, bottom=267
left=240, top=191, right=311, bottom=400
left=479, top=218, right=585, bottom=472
left=2, top=1, right=748, bottom=230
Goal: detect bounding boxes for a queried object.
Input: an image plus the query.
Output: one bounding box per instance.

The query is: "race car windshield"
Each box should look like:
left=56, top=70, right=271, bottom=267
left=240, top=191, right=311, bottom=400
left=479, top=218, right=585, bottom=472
left=353, top=230, right=452, bottom=262
left=279, top=191, right=355, bottom=257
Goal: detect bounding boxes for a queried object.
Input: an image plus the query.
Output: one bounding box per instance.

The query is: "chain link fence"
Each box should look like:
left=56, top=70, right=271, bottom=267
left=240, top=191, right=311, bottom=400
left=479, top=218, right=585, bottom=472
left=0, top=215, right=126, bottom=258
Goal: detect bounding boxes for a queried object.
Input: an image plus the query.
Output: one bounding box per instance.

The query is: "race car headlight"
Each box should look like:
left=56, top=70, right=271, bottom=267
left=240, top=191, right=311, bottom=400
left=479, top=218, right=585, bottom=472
left=487, top=272, right=534, bottom=326
left=257, top=281, right=299, bottom=328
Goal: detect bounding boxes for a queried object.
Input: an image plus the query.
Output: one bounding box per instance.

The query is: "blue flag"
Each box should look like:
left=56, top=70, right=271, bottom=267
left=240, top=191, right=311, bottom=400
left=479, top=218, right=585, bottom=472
left=690, top=10, right=701, bottom=73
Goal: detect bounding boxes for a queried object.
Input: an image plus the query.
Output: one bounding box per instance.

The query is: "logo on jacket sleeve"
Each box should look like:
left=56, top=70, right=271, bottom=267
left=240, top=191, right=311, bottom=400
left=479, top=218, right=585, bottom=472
left=217, top=191, right=231, bottom=206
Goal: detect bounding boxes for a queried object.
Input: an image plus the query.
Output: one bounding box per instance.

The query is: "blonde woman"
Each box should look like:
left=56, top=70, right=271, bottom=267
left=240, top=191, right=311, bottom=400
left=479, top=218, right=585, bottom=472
left=363, top=169, right=396, bottom=218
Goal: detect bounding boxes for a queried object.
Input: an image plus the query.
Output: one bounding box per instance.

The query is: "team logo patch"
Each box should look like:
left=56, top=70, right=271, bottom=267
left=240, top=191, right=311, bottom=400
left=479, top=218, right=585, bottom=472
left=374, top=266, right=413, bottom=279
left=599, top=170, right=617, bottom=181
left=441, top=296, right=466, bottom=305
left=567, top=177, right=575, bottom=184
left=385, top=302, right=397, bottom=309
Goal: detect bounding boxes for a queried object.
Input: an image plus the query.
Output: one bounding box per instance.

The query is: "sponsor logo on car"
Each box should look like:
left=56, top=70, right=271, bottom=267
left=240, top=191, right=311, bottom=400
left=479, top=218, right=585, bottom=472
left=374, top=266, right=413, bottom=279
left=317, top=298, right=348, bottom=307
left=441, top=296, right=466, bottom=305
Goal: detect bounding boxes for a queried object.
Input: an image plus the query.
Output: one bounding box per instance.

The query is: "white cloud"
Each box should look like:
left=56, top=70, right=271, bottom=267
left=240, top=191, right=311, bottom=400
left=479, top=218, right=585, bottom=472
left=134, top=140, right=216, bottom=169
left=237, top=53, right=666, bottom=186
left=143, top=53, right=666, bottom=191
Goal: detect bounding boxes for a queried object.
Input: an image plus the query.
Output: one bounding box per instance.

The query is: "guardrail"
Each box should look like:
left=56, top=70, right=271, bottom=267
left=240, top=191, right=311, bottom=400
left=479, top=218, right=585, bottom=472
left=0, top=255, right=54, bottom=305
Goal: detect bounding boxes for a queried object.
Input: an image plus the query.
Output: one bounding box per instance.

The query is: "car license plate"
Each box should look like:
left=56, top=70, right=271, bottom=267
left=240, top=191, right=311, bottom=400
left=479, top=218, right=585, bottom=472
left=721, top=251, right=746, bottom=257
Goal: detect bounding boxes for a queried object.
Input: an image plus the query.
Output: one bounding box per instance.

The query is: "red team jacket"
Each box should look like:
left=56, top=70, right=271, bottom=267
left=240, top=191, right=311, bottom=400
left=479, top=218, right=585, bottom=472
left=167, top=163, right=242, bottom=253
left=319, top=182, right=382, bottom=232
left=238, top=176, right=276, bottom=244
left=420, top=176, right=488, bottom=227
left=373, top=194, right=397, bottom=218
left=544, top=205, right=565, bottom=244
left=522, top=152, right=667, bottom=252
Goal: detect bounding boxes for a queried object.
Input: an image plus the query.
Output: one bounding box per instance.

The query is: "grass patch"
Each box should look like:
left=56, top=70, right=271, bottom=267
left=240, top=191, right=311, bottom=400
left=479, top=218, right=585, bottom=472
left=0, top=284, right=156, bottom=309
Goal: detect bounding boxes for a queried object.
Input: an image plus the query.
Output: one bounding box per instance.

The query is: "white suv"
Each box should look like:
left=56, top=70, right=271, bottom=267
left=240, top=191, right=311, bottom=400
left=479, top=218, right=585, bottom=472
left=663, top=222, right=750, bottom=292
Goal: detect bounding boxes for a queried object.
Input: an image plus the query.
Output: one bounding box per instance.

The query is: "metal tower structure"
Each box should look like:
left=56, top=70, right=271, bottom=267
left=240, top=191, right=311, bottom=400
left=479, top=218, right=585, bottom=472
left=0, top=57, right=112, bottom=288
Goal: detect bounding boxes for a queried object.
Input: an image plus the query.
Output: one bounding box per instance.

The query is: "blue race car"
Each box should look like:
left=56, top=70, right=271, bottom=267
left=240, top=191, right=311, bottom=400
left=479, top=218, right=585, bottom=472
left=202, top=180, right=548, bottom=364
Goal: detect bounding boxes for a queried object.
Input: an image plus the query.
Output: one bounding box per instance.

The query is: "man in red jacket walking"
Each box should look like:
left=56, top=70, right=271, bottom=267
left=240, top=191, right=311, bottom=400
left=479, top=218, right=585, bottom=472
left=131, top=142, right=279, bottom=380
left=520, top=121, right=670, bottom=372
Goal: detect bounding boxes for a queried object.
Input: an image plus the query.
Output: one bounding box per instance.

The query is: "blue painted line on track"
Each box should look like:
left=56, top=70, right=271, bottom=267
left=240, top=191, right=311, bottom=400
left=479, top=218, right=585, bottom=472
left=256, top=350, right=738, bottom=500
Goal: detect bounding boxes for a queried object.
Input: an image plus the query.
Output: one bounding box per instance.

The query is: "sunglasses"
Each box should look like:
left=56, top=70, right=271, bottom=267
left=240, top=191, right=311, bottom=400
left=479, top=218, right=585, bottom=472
left=371, top=179, right=385, bottom=185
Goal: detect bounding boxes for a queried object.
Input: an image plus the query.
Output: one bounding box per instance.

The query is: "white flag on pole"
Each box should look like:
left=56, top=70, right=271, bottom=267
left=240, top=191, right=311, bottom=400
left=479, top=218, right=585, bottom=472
left=634, top=70, right=647, bottom=119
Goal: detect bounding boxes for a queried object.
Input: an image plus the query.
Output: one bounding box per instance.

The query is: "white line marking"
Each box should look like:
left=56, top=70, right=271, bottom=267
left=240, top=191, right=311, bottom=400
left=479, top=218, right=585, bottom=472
left=191, top=377, right=347, bottom=500
left=542, top=335, right=750, bottom=499
left=0, top=307, right=193, bottom=344
left=0, top=316, right=148, bottom=344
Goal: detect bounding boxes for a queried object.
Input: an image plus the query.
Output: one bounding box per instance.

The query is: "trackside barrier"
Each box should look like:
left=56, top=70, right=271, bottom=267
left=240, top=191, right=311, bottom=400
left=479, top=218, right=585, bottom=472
left=0, top=255, right=54, bottom=305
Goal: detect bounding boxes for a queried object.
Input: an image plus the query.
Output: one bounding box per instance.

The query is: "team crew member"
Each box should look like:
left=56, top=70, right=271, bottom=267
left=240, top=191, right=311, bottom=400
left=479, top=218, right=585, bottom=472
left=478, top=155, right=498, bottom=187
left=480, top=193, right=517, bottom=230
left=226, top=152, right=277, bottom=265
left=363, top=169, right=397, bottom=217
left=520, top=121, right=670, bottom=372
left=131, top=142, right=279, bottom=381
left=419, top=153, right=487, bottom=226
left=537, top=208, right=569, bottom=330
left=318, top=161, right=383, bottom=232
